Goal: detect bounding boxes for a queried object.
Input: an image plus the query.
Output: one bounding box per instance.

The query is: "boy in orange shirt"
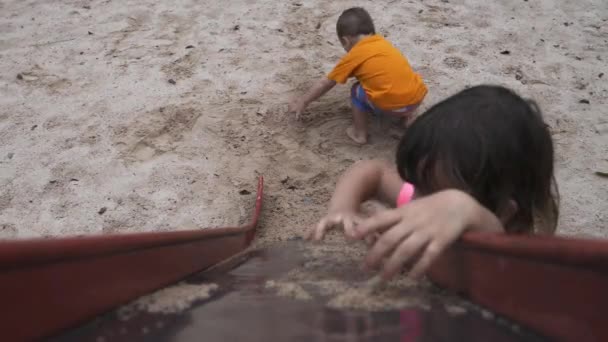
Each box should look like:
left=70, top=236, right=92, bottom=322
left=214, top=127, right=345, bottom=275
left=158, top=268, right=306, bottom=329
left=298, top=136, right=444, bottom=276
left=289, top=7, right=427, bottom=144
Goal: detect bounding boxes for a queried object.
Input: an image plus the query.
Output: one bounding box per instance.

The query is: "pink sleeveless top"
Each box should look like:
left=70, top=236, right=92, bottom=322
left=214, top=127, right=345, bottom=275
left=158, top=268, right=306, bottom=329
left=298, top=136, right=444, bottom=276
left=396, top=182, right=415, bottom=207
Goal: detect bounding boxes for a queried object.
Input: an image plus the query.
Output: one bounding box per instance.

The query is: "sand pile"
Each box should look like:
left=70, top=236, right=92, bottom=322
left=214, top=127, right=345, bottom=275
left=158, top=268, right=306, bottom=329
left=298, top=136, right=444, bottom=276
left=117, top=282, right=218, bottom=317
left=260, top=236, right=467, bottom=312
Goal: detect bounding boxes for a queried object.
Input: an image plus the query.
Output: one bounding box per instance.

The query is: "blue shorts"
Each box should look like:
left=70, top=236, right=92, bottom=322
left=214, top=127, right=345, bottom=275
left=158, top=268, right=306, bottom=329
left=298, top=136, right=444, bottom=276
left=351, top=82, right=420, bottom=116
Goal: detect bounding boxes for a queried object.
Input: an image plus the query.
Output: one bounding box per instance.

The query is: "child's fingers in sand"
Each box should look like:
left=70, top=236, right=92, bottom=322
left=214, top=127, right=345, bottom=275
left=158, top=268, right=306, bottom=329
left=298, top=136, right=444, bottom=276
left=353, top=210, right=401, bottom=238
left=309, top=212, right=361, bottom=241
left=287, top=99, right=305, bottom=119
left=309, top=214, right=340, bottom=241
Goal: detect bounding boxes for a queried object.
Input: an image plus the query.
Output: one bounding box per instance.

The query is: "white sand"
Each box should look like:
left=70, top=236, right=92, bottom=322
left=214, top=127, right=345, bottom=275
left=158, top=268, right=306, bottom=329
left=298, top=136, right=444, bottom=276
left=265, top=280, right=313, bottom=300
left=0, top=0, right=606, bottom=240
left=117, top=282, right=218, bottom=316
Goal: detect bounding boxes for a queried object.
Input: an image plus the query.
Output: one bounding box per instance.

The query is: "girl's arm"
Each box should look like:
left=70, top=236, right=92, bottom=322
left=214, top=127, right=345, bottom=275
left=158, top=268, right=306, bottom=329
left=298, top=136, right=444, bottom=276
left=328, top=160, right=402, bottom=212
left=289, top=78, right=337, bottom=119
left=308, top=160, right=403, bottom=240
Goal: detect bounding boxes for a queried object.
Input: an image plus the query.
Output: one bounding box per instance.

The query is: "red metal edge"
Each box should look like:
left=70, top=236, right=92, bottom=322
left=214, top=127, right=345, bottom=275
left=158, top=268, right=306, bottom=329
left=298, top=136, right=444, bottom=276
left=0, top=176, right=264, bottom=341
left=428, top=231, right=608, bottom=342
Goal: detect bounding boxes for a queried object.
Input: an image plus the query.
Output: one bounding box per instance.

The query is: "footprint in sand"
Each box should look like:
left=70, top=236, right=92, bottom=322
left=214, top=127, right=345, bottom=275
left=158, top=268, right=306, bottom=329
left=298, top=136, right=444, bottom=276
left=131, top=142, right=159, bottom=161
left=113, top=105, right=202, bottom=162
left=443, top=56, right=468, bottom=70
left=16, top=65, right=72, bottom=94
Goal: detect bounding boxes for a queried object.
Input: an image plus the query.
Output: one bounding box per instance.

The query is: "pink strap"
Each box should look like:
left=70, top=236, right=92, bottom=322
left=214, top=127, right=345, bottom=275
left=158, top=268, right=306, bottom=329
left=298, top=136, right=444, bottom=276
left=396, top=182, right=415, bottom=207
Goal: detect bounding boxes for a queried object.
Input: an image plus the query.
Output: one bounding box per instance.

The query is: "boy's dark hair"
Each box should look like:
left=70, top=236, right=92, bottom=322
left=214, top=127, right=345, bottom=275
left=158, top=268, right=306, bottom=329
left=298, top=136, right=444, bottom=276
left=397, top=85, right=559, bottom=234
left=336, top=7, right=376, bottom=37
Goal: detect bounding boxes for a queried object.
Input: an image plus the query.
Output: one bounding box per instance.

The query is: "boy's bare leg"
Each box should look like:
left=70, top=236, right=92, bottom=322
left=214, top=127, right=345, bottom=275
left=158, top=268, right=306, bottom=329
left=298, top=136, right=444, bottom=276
left=398, top=104, right=422, bottom=128
left=346, top=105, right=368, bottom=144
left=403, top=113, right=417, bottom=127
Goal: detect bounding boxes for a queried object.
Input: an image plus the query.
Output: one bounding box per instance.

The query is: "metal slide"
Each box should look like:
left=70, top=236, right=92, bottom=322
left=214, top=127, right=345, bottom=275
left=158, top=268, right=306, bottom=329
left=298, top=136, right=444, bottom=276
left=1, top=176, right=606, bottom=341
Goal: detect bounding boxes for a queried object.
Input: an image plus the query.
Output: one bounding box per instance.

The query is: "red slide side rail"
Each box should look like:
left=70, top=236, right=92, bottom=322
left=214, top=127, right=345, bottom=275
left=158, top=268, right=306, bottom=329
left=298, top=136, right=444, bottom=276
left=429, top=232, right=608, bottom=342
left=0, top=177, right=263, bottom=341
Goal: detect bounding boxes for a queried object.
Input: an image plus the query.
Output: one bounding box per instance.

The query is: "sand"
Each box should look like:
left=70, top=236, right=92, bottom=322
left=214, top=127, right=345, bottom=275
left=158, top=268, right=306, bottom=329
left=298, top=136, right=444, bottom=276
left=117, top=282, right=218, bottom=316
left=261, top=236, right=451, bottom=311
left=0, top=0, right=607, bottom=315
left=265, top=280, right=313, bottom=300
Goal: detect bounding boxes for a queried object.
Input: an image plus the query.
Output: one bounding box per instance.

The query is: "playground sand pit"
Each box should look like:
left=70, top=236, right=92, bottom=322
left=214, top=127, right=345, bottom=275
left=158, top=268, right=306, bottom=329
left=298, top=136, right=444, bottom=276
left=0, top=0, right=607, bottom=312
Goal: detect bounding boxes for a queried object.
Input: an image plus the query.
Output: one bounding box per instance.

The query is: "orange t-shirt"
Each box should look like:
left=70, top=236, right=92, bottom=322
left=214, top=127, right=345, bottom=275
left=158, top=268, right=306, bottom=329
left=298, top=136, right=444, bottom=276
left=327, top=35, right=427, bottom=110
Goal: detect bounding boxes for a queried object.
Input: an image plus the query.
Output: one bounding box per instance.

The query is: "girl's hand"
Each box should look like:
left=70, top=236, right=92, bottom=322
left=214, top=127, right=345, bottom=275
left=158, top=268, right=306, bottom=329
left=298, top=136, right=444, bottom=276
left=308, top=211, right=364, bottom=241
left=352, top=190, right=501, bottom=280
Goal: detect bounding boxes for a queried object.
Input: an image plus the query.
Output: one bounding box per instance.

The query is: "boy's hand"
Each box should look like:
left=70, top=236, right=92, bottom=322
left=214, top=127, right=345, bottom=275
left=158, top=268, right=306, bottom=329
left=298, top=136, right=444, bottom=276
left=352, top=190, right=493, bottom=280
left=288, top=98, right=307, bottom=120
left=308, top=211, right=364, bottom=241
left=287, top=79, right=336, bottom=119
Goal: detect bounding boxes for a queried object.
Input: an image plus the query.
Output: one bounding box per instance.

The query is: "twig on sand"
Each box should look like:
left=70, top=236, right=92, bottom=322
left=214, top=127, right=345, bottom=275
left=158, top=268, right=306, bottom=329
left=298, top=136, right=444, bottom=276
left=30, top=38, right=77, bottom=48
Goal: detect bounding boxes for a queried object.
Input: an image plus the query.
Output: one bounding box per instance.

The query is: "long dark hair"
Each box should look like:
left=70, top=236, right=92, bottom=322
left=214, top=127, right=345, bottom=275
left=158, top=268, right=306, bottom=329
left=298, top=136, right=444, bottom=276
left=397, top=85, right=558, bottom=233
